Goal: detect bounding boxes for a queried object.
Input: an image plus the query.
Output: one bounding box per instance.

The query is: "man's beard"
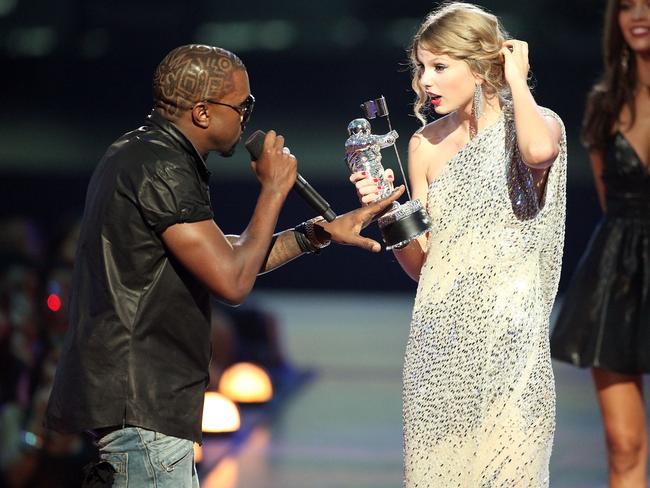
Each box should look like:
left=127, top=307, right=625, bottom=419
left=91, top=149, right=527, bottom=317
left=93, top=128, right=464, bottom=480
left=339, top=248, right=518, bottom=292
left=220, top=142, right=238, bottom=157
left=220, top=133, right=243, bottom=157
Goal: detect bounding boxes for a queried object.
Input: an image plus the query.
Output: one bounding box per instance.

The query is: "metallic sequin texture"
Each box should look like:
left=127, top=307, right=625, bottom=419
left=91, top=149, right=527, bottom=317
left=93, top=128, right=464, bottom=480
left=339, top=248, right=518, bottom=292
left=403, top=107, right=567, bottom=487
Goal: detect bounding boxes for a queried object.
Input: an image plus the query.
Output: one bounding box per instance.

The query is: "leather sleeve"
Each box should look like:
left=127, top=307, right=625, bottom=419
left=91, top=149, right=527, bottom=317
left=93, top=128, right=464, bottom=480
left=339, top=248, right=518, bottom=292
left=135, top=160, right=213, bottom=234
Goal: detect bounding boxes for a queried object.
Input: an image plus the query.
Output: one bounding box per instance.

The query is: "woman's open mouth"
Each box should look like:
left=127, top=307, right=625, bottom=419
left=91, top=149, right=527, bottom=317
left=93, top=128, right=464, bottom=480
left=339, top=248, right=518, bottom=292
left=429, top=94, right=442, bottom=106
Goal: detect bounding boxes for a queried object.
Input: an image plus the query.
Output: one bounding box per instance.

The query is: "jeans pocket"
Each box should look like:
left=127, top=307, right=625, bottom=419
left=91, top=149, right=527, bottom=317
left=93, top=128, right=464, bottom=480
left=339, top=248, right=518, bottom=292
left=148, top=435, right=194, bottom=473
left=98, top=452, right=128, bottom=486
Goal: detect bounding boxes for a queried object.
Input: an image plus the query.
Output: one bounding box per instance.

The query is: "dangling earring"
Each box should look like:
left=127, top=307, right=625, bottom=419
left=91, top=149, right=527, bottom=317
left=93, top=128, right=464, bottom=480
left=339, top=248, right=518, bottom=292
left=470, top=83, right=483, bottom=139
left=621, top=46, right=630, bottom=73
left=472, top=83, right=484, bottom=121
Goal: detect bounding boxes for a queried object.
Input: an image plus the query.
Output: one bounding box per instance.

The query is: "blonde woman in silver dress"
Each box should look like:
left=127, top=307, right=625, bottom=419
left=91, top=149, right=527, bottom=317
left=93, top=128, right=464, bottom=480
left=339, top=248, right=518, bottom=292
left=351, top=3, right=567, bottom=486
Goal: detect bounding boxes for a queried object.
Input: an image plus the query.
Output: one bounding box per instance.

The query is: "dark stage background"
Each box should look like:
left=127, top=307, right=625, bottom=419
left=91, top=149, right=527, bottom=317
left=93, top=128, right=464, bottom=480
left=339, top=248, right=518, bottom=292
left=0, top=0, right=604, bottom=292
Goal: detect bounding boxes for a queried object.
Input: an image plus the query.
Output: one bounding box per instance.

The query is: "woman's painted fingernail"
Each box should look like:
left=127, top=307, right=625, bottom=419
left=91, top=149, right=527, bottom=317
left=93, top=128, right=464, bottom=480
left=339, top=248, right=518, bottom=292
left=361, top=171, right=366, bottom=176
left=373, top=178, right=379, bottom=182
left=377, top=186, right=383, bottom=190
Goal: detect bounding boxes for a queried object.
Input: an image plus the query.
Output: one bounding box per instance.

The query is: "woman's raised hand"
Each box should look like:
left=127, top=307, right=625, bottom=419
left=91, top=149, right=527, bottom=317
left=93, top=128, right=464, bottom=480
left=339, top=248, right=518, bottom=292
left=501, top=39, right=529, bottom=87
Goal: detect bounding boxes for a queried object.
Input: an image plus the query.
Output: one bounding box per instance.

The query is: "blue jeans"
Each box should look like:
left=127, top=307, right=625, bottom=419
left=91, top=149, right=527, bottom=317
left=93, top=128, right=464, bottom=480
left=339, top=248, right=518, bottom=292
left=97, top=427, right=199, bottom=488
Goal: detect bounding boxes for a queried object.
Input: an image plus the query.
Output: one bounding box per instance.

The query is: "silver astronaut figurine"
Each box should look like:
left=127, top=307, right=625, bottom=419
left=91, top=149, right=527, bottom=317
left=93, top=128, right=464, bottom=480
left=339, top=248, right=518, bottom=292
left=345, top=118, right=430, bottom=250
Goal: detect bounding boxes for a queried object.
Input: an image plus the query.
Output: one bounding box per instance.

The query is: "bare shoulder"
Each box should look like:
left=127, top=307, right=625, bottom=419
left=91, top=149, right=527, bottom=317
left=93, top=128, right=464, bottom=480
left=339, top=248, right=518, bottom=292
left=410, top=114, right=456, bottom=149
left=409, top=114, right=460, bottom=183
left=409, top=115, right=455, bottom=161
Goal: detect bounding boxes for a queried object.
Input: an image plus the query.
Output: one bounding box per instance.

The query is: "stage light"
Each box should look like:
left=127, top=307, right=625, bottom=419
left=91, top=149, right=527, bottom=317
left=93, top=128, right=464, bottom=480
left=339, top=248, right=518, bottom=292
left=22, top=431, right=43, bottom=449
left=193, top=443, right=203, bottom=464
left=202, top=457, right=238, bottom=488
left=218, top=362, right=273, bottom=403
left=47, top=293, right=61, bottom=312
left=201, top=392, right=240, bottom=433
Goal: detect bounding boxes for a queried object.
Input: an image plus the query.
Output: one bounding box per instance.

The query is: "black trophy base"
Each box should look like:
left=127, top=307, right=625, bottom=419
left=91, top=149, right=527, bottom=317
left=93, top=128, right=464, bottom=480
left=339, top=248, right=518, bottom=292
left=378, top=200, right=431, bottom=251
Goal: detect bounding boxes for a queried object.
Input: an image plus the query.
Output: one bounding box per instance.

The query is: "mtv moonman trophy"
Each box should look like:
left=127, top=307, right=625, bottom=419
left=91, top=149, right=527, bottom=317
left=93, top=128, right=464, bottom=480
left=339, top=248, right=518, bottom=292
left=345, top=96, right=430, bottom=250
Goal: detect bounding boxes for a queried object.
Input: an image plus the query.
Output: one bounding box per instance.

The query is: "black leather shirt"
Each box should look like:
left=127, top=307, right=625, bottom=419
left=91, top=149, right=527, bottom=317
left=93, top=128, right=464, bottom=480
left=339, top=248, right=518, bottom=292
left=46, top=111, right=214, bottom=442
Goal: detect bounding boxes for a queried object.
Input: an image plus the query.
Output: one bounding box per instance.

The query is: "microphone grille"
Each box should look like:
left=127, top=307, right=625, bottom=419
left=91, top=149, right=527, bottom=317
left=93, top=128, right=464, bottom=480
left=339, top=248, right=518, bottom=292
left=244, top=130, right=266, bottom=160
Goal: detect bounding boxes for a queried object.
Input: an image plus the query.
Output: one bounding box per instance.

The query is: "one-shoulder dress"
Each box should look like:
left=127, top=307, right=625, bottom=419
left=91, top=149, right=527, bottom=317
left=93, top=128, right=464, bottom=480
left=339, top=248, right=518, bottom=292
left=404, top=107, right=567, bottom=487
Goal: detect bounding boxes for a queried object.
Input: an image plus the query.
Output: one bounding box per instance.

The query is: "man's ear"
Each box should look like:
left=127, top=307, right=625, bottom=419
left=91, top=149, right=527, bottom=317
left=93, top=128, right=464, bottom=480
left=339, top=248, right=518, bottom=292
left=191, top=102, right=210, bottom=129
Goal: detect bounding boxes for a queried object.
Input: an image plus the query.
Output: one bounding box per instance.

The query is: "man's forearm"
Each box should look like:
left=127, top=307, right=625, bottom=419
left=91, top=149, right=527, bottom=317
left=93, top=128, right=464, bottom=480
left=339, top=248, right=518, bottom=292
left=260, top=230, right=305, bottom=274
left=226, top=229, right=305, bottom=275
left=227, top=188, right=286, bottom=291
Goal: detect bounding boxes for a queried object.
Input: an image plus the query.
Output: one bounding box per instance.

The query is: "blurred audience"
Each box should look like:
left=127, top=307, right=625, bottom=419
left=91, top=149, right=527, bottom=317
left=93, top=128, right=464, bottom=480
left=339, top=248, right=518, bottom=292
left=0, top=216, right=294, bottom=486
left=0, top=218, right=94, bottom=488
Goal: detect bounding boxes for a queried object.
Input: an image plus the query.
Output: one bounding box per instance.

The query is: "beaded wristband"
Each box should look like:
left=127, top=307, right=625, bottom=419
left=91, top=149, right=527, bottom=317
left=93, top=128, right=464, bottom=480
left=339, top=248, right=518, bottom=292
left=292, top=228, right=315, bottom=254
left=304, top=217, right=331, bottom=250
left=293, top=217, right=331, bottom=254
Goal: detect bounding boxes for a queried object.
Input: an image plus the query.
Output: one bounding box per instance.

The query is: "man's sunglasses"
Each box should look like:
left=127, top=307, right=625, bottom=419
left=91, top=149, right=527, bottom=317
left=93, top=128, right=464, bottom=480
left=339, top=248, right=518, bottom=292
left=204, top=94, right=255, bottom=127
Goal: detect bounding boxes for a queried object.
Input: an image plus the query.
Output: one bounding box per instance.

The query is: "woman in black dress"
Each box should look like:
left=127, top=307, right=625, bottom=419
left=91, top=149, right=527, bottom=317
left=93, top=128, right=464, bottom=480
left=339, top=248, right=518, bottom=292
left=550, top=0, right=650, bottom=485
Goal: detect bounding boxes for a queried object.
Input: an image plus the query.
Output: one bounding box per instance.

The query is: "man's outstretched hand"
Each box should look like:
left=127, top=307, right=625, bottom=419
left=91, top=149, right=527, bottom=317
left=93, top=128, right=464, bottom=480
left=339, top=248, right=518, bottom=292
left=316, top=185, right=405, bottom=252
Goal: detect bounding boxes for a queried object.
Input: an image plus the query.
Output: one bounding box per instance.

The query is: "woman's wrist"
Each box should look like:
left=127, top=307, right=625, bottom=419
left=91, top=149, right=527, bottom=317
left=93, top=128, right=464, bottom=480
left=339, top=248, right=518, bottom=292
left=508, top=77, right=531, bottom=98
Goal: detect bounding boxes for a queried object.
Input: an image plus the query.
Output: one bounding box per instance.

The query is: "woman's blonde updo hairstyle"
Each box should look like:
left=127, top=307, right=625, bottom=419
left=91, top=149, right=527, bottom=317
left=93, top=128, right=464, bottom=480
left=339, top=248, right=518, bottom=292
left=409, top=2, right=511, bottom=124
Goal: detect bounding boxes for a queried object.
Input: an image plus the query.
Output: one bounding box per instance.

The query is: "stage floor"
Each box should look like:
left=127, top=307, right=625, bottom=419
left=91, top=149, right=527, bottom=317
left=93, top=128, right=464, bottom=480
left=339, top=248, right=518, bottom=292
left=198, top=291, right=648, bottom=488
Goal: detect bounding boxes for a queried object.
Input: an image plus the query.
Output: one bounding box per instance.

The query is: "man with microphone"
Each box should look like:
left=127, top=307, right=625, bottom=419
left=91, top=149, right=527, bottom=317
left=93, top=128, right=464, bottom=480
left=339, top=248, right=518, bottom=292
left=44, top=44, right=403, bottom=487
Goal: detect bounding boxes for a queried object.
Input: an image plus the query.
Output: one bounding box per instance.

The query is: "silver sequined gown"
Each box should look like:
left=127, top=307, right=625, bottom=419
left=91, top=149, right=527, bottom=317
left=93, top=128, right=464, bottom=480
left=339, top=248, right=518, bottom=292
left=403, top=107, right=566, bottom=487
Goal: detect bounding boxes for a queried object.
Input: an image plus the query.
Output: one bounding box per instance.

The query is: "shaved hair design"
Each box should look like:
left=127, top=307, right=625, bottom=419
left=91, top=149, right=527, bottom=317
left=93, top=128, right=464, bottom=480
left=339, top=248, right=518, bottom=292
left=153, top=44, right=245, bottom=118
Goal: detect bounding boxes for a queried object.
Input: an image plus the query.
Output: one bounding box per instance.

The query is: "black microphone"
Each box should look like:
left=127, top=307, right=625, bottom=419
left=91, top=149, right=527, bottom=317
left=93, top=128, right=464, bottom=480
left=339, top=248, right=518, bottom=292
left=245, top=130, right=337, bottom=222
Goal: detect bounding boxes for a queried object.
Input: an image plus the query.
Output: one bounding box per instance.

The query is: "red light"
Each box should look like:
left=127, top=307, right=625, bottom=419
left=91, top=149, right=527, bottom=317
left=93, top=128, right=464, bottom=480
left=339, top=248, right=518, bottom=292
left=47, top=294, right=61, bottom=312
